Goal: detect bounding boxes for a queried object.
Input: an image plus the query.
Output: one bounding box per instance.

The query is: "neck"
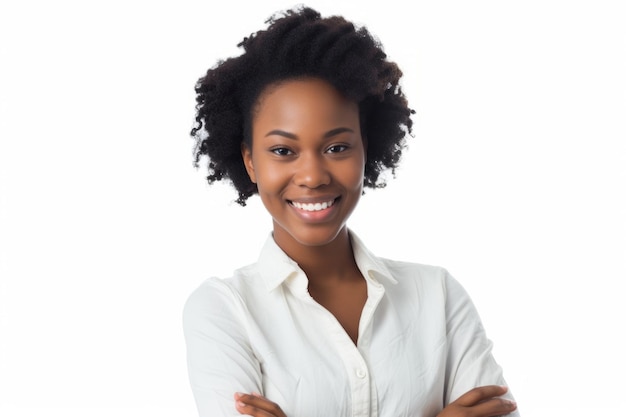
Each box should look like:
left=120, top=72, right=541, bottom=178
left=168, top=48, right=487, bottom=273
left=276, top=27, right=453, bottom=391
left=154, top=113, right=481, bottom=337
left=273, top=226, right=358, bottom=283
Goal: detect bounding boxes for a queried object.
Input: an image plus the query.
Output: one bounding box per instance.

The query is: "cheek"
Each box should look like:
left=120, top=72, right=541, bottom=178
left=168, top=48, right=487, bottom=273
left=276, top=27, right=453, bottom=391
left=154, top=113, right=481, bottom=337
left=254, top=161, right=290, bottom=193
left=343, top=156, right=366, bottom=190
left=347, top=172, right=364, bottom=191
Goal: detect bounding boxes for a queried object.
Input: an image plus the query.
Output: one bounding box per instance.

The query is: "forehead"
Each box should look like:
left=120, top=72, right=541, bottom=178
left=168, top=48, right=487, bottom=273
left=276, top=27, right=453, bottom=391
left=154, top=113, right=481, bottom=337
left=252, top=78, right=359, bottom=128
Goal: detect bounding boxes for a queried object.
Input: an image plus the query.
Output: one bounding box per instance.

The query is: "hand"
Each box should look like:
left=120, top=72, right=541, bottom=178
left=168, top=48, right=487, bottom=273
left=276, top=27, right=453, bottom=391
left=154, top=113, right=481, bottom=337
left=437, top=385, right=517, bottom=417
left=234, top=392, right=287, bottom=417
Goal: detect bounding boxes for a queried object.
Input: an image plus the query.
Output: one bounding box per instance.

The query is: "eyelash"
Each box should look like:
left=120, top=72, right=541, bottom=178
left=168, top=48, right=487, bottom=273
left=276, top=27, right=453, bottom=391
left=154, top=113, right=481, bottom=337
left=270, top=147, right=294, bottom=156
left=326, top=144, right=348, bottom=153
left=270, top=145, right=349, bottom=156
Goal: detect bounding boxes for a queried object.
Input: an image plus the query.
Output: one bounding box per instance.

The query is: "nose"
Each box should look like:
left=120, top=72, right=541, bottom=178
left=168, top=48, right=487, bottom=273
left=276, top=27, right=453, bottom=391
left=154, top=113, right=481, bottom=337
left=293, top=152, right=331, bottom=188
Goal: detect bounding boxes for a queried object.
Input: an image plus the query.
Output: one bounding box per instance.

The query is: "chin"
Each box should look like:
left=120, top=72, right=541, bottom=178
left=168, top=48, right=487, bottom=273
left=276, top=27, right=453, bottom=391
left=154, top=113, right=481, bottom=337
left=276, top=222, right=348, bottom=249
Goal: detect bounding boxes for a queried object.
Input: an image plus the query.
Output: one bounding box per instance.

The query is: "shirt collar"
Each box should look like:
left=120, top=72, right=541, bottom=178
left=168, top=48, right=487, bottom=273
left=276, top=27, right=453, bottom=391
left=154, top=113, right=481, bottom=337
left=256, top=233, right=302, bottom=292
left=256, top=230, right=398, bottom=293
left=350, top=231, right=398, bottom=286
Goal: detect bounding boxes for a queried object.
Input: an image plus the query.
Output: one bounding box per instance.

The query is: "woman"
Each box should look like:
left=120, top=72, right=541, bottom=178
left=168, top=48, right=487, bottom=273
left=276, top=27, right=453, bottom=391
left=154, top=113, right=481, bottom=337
left=183, top=6, right=519, bottom=417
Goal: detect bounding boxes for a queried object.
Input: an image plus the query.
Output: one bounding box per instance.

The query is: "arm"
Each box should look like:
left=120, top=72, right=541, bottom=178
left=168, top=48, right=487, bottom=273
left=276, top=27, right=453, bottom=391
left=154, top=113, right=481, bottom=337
left=441, top=271, right=520, bottom=416
left=234, top=392, right=287, bottom=417
left=183, top=278, right=263, bottom=417
left=437, top=385, right=517, bottom=417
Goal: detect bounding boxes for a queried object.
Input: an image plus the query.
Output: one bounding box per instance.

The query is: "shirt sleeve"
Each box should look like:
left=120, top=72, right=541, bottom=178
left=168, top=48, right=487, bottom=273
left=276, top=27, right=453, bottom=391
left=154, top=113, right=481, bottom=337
left=443, top=270, right=521, bottom=416
left=183, top=277, right=262, bottom=417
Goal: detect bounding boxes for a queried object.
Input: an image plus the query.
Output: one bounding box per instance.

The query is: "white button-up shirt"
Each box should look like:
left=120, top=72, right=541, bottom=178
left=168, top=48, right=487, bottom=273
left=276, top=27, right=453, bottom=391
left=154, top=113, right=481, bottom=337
left=183, top=232, right=519, bottom=417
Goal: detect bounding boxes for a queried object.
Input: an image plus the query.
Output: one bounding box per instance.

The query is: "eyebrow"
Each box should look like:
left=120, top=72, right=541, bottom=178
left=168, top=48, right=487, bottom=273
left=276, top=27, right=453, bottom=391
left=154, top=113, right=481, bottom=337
left=265, top=127, right=354, bottom=139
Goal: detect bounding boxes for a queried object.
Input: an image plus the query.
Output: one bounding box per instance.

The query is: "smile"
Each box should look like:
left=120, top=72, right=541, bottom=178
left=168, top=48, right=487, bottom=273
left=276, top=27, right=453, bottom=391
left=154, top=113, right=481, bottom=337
left=289, top=198, right=337, bottom=212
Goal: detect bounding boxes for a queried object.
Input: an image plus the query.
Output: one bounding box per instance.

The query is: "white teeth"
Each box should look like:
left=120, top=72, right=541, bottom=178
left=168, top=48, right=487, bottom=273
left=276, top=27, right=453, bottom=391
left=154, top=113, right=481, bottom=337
left=292, top=199, right=335, bottom=211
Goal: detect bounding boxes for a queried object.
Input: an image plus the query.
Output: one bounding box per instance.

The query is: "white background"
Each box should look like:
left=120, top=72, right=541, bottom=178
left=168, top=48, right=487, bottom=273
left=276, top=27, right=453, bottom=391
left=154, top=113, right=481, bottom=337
left=1, top=0, right=624, bottom=416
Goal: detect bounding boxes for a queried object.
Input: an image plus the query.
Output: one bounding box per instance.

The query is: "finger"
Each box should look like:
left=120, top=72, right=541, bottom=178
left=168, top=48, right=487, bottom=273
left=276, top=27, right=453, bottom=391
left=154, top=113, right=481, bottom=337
left=234, top=393, right=274, bottom=417
left=452, top=385, right=509, bottom=407
left=234, top=392, right=286, bottom=417
left=235, top=401, right=285, bottom=417
left=235, top=401, right=275, bottom=417
left=467, top=396, right=517, bottom=417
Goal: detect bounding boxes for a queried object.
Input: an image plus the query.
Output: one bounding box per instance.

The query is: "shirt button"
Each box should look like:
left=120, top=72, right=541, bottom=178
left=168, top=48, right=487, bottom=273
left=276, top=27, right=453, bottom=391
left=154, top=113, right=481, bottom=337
left=356, top=368, right=367, bottom=379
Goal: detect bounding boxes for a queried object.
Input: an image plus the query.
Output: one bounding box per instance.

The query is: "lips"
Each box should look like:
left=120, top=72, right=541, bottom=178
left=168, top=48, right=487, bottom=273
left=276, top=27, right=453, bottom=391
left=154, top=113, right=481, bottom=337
left=289, top=198, right=336, bottom=212
left=287, top=196, right=340, bottom=215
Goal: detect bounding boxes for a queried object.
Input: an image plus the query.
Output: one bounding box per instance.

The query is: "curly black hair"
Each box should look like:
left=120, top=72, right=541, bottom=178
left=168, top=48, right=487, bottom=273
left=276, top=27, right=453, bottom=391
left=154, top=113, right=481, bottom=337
left=191, top=6, right=414, bottom=205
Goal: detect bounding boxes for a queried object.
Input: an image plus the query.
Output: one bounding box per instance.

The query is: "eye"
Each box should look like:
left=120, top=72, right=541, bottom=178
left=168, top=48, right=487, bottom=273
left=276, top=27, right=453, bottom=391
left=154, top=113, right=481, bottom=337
left=326, top=144, right=348, bottom=154
left=270, top=147, right=294, bottom=156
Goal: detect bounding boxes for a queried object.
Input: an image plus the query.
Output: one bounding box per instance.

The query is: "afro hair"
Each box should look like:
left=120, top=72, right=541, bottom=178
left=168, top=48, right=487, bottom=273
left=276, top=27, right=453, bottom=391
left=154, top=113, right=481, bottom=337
left=191, top=6, right=414, bottom=205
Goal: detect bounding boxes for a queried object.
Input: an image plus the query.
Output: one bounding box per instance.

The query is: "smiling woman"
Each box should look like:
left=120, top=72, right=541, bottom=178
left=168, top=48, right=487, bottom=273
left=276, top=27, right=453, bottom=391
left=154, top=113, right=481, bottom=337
left=243, top=78, right=365, bottom=252
left=243, top=78, right=368, bottom=346
left=183, top=6, right=519, bottom=417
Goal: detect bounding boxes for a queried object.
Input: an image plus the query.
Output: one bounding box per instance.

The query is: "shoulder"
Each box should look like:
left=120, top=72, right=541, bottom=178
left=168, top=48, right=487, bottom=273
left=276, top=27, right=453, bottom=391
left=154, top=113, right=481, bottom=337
left=351, top=231, right=450, bottom=289
left=381, top=257, right=447, bottom=279
left=379, top=257, right=455, bottom=289
left=184, top=276, right=235, bottom=310
left=182, top=264, right=262, bottom=324
left=376, top=257, right=473, bottom=308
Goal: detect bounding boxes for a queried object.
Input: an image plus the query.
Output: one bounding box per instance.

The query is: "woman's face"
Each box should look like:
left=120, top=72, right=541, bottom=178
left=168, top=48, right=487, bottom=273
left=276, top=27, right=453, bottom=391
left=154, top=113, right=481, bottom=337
left=242, top=78, right=365, bottom=251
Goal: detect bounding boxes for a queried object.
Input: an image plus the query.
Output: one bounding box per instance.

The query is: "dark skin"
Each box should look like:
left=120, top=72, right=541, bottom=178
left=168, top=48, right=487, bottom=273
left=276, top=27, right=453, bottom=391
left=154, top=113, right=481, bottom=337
left=242, top=79, right=368, bottom=345
left=281, top=226, right=366, bottom=345
left=306, top=262, right=367, bottom=345
left=237, top=78, right=517, bottom=416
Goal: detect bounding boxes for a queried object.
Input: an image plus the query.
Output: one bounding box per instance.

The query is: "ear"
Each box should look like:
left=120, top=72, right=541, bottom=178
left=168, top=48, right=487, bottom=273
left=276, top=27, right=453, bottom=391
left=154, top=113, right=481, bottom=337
left=241, top=143, right=257, bottom=183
